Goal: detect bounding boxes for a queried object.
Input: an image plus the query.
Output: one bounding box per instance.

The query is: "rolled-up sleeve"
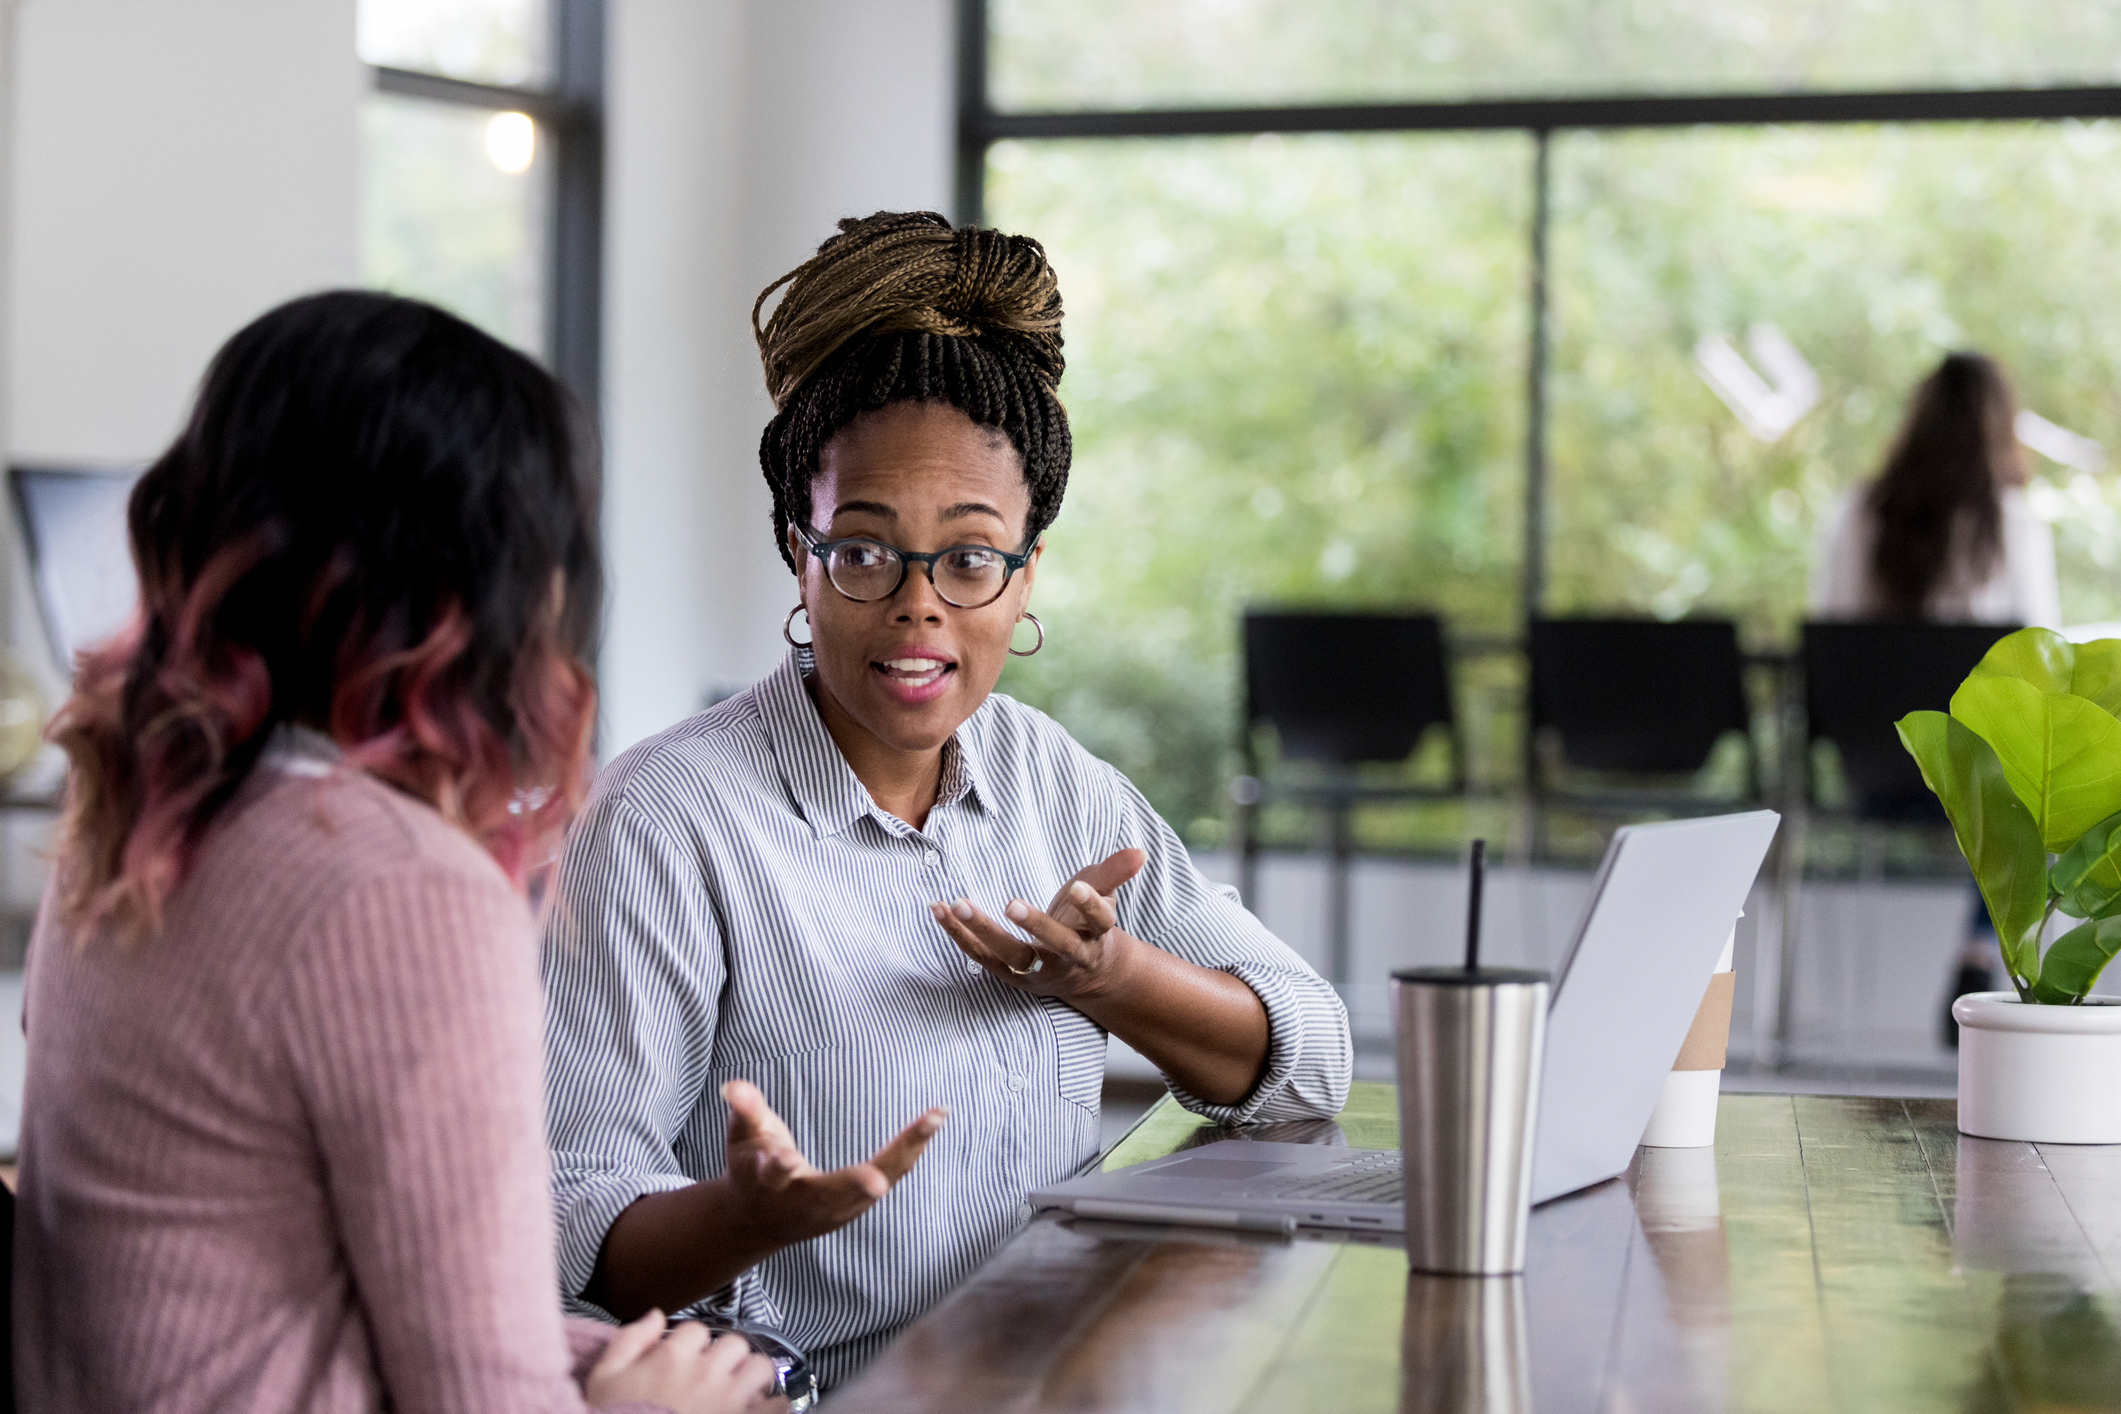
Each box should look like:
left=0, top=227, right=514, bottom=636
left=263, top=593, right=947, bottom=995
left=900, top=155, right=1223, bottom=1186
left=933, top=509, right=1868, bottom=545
left=542, top=787, right=722, bottom=1307
left=1103, top=766, right=1352, bottom=1125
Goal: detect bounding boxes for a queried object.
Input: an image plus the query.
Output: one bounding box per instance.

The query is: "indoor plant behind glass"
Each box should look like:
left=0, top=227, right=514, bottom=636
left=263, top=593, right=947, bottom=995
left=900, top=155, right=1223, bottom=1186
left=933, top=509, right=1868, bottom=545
left=1898, top=626, right=2121, bottom=1143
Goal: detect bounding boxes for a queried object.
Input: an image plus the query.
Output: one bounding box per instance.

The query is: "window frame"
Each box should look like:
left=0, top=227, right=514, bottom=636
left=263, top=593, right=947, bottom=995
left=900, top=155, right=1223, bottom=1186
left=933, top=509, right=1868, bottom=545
left=953, top=0, right=2121, bottom=618
left=368, top=0, right=605, bottom=411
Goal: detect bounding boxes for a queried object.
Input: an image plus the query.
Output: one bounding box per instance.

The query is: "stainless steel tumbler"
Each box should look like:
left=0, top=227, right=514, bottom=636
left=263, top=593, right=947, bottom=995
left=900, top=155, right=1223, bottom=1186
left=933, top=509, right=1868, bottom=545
left=1393, top=966, right=1550, bottom=1275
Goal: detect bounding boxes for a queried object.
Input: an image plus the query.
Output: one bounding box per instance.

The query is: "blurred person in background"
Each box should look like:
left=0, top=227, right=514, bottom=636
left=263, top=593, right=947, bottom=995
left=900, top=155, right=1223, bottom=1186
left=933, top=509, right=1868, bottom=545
left=540, top=211, right=1352, bottom=1387
left=1808, top=350, right=2059, bottom=1042
left=15, top=292, right=779, bottom=1414
left=1811, top=350, right=2057, bottom=627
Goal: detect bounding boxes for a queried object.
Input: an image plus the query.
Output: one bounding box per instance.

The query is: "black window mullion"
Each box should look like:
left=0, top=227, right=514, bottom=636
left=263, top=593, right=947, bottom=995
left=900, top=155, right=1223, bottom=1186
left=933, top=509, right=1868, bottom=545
left=366, top=2, right=604, bottom=414
left=971, top=84, right=2121, bottom=141
left=1522, top=128, right=1550, bottom=626
left=954, top=0, right=989, bottom=226
left=371, top=65, right=577, bottom=123
left=549, top=0, right=605, bottom=416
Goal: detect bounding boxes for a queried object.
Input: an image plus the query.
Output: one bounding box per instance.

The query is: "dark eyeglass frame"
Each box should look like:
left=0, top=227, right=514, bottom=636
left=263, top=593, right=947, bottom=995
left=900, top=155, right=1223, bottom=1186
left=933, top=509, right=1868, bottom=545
left=794, top=523, right=1035, bottom=609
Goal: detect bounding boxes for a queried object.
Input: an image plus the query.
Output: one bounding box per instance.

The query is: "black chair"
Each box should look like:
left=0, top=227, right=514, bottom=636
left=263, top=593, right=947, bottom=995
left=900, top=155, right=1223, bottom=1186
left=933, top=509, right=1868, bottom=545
left=1234, top=611, right=1461, bottom=985
left=1800, top=620, right=2018, bottom=821
left=1752, top=620, right=2018, bottom=1064
left=1525, top=617, right=1759, bottom=859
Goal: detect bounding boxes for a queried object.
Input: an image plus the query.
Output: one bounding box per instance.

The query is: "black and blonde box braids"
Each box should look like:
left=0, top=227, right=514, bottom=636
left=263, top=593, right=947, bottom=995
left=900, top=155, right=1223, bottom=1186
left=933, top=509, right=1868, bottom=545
left=753, top=210, right=1071, bottom=571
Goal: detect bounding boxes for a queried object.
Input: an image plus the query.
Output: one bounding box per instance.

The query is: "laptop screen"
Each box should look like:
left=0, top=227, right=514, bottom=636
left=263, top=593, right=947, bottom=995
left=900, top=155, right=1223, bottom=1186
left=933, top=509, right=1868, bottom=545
left=10, top=465, right=143, bottom=674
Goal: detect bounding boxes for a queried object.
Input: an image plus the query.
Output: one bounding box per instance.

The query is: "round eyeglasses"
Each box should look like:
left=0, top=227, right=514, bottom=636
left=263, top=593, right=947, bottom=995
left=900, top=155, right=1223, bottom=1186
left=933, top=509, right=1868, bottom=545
left=795, top=525, right=1032, bottom=609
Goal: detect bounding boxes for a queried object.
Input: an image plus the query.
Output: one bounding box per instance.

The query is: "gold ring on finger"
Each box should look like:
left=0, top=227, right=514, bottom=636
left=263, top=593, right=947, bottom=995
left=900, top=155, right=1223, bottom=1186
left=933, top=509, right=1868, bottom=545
left=1007, top=954, right=1044, bottom=976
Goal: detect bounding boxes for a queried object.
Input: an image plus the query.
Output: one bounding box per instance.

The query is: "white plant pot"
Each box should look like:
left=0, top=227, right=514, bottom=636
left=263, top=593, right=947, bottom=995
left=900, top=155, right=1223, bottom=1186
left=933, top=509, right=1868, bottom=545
left=1954, top=991, right=2121, bottom=1144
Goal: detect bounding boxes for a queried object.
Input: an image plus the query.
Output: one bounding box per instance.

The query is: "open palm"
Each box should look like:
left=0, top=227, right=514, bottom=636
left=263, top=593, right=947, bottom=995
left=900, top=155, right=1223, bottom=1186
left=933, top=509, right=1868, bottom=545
left=721, top=1079, right=944, bottom=1246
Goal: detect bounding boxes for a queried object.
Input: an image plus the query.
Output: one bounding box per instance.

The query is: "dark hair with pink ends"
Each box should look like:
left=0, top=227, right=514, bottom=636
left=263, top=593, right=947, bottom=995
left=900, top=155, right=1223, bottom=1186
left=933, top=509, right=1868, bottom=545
left=49, top=290, right=602, bottom=940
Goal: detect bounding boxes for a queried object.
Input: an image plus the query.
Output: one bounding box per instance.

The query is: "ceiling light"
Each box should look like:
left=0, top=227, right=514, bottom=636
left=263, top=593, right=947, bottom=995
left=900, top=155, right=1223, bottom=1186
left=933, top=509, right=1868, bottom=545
left=486, top=111, right=535, bottom=175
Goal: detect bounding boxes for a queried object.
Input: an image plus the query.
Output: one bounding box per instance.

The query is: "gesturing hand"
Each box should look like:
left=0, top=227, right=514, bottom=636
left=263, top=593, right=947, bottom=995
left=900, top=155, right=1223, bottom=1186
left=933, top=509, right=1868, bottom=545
left=722, top=1080, right=945, bottom=1248
left=929, top=847, right=1149, bottom=1002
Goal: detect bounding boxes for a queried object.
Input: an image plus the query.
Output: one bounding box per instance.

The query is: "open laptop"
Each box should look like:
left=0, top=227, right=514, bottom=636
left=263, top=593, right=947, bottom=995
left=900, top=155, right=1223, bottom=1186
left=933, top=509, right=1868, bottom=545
left=1030, top=809, right=1779, bottom=1234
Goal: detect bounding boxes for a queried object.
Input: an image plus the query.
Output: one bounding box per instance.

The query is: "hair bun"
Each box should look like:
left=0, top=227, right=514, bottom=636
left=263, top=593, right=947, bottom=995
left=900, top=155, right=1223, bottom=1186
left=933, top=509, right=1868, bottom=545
left=753, top=210, right=1063, bottom=410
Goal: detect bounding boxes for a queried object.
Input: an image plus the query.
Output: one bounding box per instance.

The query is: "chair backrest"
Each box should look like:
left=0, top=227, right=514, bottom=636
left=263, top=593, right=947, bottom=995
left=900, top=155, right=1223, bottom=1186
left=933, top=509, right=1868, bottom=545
left=1801, top=619, right=2017, bottom=810
left=1242, top=611, right=1454, bottom=767
left=1527, top=617, right=1750, bottom=776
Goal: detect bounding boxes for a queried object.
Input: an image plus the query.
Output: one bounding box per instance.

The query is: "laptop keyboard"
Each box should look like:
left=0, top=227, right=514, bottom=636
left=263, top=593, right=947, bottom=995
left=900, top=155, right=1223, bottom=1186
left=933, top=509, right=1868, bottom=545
left=1264, top=1151, right=1403, bottom=1204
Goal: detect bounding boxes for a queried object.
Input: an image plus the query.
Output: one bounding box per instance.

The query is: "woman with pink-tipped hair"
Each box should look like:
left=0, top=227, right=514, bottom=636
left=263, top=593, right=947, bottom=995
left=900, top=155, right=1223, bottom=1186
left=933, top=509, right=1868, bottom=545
left=13, top=291, right=805, bottom=1413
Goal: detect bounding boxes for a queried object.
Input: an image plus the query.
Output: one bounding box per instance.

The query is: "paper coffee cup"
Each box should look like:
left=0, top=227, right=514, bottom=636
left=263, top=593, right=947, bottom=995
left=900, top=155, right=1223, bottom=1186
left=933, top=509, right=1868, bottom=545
left=1640, top=924, right=1736, bottom=1149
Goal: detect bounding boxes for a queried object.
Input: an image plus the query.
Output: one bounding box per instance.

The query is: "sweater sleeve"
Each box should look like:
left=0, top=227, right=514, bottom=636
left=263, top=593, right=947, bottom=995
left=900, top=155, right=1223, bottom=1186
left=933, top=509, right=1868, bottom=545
left=273, top=862, right=619, bottom=1414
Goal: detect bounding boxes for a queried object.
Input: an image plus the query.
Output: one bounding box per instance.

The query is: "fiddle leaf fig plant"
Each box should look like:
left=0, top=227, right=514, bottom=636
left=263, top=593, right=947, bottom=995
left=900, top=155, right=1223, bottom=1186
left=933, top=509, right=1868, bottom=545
left=1897, top=627, right=2121, bottom=1004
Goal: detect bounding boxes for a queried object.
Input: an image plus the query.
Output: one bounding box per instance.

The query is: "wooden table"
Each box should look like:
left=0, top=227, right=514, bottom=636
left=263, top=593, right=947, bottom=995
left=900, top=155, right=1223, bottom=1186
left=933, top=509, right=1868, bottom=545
left=830, top=1083, right=2121, bottom=1413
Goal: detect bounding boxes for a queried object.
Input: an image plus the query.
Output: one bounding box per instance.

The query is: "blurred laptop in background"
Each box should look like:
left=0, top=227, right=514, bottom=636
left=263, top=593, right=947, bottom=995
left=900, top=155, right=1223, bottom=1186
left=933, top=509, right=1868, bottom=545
left=10, top=465, right=143, bottom=675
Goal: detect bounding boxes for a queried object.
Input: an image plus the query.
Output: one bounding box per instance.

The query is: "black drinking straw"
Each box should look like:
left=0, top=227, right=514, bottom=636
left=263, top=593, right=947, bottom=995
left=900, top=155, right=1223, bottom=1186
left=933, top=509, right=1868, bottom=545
left=1465, top=838, right=1487, bottom=973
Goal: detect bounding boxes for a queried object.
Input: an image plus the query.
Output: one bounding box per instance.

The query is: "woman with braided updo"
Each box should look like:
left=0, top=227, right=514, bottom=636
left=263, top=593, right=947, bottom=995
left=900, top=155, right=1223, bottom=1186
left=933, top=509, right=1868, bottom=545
left=541, top=211, right=1351, bottom=1386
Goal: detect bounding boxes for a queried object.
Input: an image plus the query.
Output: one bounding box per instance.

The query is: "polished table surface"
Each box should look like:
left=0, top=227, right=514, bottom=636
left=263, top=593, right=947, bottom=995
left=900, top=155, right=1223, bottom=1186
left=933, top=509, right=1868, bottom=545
left=829, top=1083, right=2121, bottom=1413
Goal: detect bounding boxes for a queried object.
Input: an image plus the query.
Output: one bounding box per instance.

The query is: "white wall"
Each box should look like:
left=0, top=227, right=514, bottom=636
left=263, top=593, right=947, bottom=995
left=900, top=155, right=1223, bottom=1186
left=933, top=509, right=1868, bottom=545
left=0, top=0, right=952, bottom=759
left=0, top=2, right=13, bottom=468
left=0, top=0, right=359, bottom=917
left=599, top=0, right=953, bottom=756
left=9, top=0, right=361, bottom=467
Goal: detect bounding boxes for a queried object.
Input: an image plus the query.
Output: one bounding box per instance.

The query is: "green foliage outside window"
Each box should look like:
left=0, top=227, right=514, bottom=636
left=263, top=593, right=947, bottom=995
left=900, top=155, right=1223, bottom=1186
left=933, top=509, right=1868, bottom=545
left=991, top=0, right=2121, bottom=109
left=361, top=95, right=549, bottom=357
left=1548, top=122, right=2121, bottom=632
left=987, top=120, right=2121, bottom=849
left=990, top=134, right=1531, bottom=842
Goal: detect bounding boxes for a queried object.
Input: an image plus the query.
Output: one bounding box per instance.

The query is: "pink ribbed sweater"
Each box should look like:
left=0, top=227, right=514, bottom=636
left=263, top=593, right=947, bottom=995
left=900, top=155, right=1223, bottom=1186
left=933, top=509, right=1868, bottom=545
left=13, top=745, right=664, bottom=1413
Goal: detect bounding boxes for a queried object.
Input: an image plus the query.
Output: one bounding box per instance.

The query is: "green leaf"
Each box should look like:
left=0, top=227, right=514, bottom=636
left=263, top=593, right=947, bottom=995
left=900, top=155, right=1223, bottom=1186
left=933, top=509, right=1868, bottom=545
left=2051, top=810, right=2121, bottom=919
left=2028, top=916, right=2121, bottom=1003
left=1897, top=710, right=2048, bottom=988
left=1969, top=626, right=2079, bottom=696
left=2068, top=641, right=2121, bottom=718
left=1969, top=626, right=2121, bottom=718
left=1950, top=674, right=2121, bottom=853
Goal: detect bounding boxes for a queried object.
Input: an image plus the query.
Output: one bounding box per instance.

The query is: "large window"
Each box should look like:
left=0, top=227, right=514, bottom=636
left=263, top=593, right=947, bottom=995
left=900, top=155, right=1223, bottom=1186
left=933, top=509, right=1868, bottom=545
left=989, top=133, right=1529, bottom=838
left=1547, top=121, right=2121, bottom=636
left=357, top=0, right=601, bottom=402
left=991, top=0, right=2121, bottom=109
left=360, top=0, right=553, bottom=87
left=972, top=1, right=2121, bottom=847
left=362, top=95, right=551, bottom=354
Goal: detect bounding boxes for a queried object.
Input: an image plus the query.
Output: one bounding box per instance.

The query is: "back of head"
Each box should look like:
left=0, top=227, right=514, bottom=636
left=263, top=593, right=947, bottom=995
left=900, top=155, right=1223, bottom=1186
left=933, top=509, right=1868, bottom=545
left=754, top=210, right=1071, bottom=566
left=51, top=290, right=603, bottom=940
left=1866, top=351, right=2025, bottom=619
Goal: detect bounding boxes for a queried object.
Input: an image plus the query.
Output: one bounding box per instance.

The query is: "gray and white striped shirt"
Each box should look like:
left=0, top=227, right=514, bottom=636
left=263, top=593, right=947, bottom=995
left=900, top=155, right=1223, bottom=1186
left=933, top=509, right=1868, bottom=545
left=541, top=654, right=1351, bottom=1385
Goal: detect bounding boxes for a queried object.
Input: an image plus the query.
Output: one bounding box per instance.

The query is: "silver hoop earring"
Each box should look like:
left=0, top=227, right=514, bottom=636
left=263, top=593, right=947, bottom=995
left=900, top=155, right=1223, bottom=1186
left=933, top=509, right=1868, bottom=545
left=1009, top=612, right=1045, bottom=658
left=783, top=604, right=813, bottom=648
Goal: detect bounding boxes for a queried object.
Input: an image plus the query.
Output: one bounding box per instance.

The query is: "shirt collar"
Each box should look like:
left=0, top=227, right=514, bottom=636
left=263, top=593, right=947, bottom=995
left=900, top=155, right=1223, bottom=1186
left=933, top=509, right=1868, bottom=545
left=755, top=650, right=988, bottom=840
left=259, top=722, right=343, bottom=778
left=938, top=728, right=986, bottom=816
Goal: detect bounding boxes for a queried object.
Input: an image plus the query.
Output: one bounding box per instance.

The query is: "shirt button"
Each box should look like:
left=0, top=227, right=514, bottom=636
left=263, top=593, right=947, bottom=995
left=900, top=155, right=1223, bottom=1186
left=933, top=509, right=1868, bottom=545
left=924, top=849, right=941, bottom=868
left=1008, top=1076, right=1027, bottom=1093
